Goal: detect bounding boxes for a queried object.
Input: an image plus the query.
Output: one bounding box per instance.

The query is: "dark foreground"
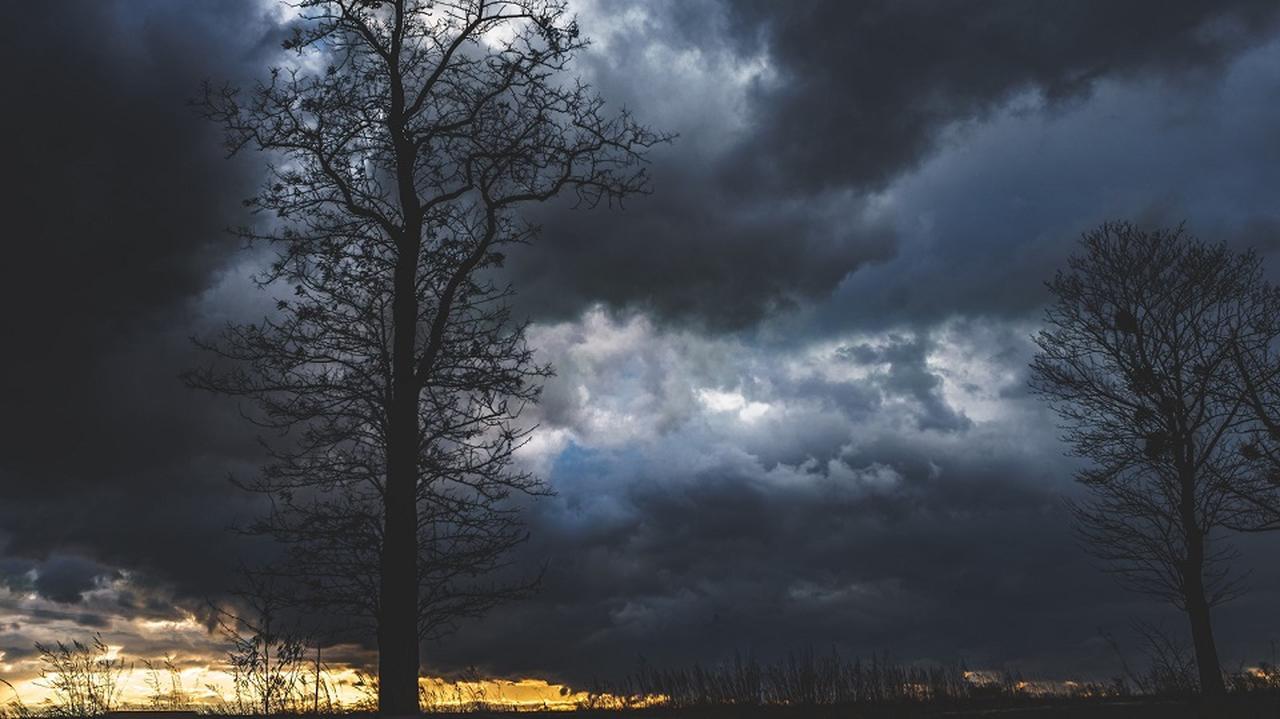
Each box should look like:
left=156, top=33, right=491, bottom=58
left=103, top=695, right=1280, bottom=719
left=516, top=697, right=1270, bottom=717
left=407, top=697, right=1277, bottom=717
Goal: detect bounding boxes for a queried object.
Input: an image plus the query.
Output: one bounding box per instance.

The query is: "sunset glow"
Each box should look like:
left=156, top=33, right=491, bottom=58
left=0, top=640, right=653, bottom=712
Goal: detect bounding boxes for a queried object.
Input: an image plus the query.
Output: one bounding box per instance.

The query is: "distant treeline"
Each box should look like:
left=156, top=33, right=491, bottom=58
left=575, top=647, right=1280, bottom=712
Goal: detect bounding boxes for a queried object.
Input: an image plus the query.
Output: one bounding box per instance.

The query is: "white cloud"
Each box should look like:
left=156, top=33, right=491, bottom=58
left=518, top=306, right=1060, bottom=502
left=695, top=388, right=771, bottom=422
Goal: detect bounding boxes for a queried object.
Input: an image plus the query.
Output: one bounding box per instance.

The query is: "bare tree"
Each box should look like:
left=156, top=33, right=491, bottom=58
left=189, top=0, right=667, bottom=712
left=1029, top=222, right=1280, bottom=697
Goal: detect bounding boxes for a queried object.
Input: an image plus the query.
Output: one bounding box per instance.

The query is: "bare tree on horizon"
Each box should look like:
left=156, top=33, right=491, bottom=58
left=187, top=0, right=668, bottom=712
left=1030, top=221, right=1280, bottom=698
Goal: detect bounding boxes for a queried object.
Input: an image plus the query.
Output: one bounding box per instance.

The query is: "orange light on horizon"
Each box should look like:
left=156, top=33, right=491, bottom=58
left=0, top=652, right=659, bottom=713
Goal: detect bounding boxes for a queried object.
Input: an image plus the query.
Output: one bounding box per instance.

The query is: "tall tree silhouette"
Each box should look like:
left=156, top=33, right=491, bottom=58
left=189, top=0, right=666, bottom=712
left=1030, top=222, right=1280, bottom=697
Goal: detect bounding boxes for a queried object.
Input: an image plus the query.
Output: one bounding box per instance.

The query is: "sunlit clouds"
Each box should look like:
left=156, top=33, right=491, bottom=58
left=0, top=579, right=624, bottom=711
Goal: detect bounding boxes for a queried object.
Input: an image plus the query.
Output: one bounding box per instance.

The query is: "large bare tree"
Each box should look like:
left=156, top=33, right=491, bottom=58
left=1030, top=222, right=1280, bottom=697
left=189, top=0, right=666, bottom=712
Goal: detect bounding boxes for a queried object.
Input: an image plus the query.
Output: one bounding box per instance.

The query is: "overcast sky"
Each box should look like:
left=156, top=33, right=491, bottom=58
left=4, top=0, right=1280, bottom=692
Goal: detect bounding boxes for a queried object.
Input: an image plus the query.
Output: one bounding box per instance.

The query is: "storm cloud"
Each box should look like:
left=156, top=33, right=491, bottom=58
left=0, top=0, right=285, bottom=598
left=506, top=0, right=1280, bottom=329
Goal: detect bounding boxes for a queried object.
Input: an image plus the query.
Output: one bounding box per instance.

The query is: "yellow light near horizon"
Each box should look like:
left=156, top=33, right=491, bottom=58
left=0, top=608, right=664, bottom=714
left=0, top=661, right=656, bottom=713
left=135, top=616, right=206, bottom=634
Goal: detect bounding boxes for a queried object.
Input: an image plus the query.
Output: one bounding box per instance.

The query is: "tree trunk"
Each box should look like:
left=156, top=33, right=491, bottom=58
left=381, top=11, right=424, bottom=709
left=1171, top=439, right=1225, bottom=700
left=1183, top=539, right=1226, bottom=697
left=378, top=464, right=419, bottom=714
left=379, top=235, right=422, bottom=715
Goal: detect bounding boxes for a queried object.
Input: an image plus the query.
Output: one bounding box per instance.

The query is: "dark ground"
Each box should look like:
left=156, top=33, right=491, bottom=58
left=145, top=696, right=1278, bottom=718
left=424, top=698, right=1274, bottom=717
left=419, top=697, right=1279, bottom=718
left=97, top=697, right=1280, bottom=718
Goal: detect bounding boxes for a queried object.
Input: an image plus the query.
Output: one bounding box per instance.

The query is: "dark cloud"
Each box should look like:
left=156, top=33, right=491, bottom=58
left=723, top=0, right=1280, bottom=193
left=511, top=171, right=897, bottom=330
left=30, top=556, right=119, bottom=605
left=507, top=0, right=1280, bottom=329
left=837, top=336, right=971, bottom=432
left=0, top=646, right=38, bottom=663
left=0, top=1, right=283, bottom=600
left=423, top=438, right=1280, bottom=684
left=27, top=608, right=112, bottom=630
left=422, top=445, right=1121, bottom=681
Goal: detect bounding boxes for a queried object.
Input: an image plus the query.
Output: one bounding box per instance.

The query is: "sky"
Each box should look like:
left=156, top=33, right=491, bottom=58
left=4, top=0, right=1280, bottom=702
